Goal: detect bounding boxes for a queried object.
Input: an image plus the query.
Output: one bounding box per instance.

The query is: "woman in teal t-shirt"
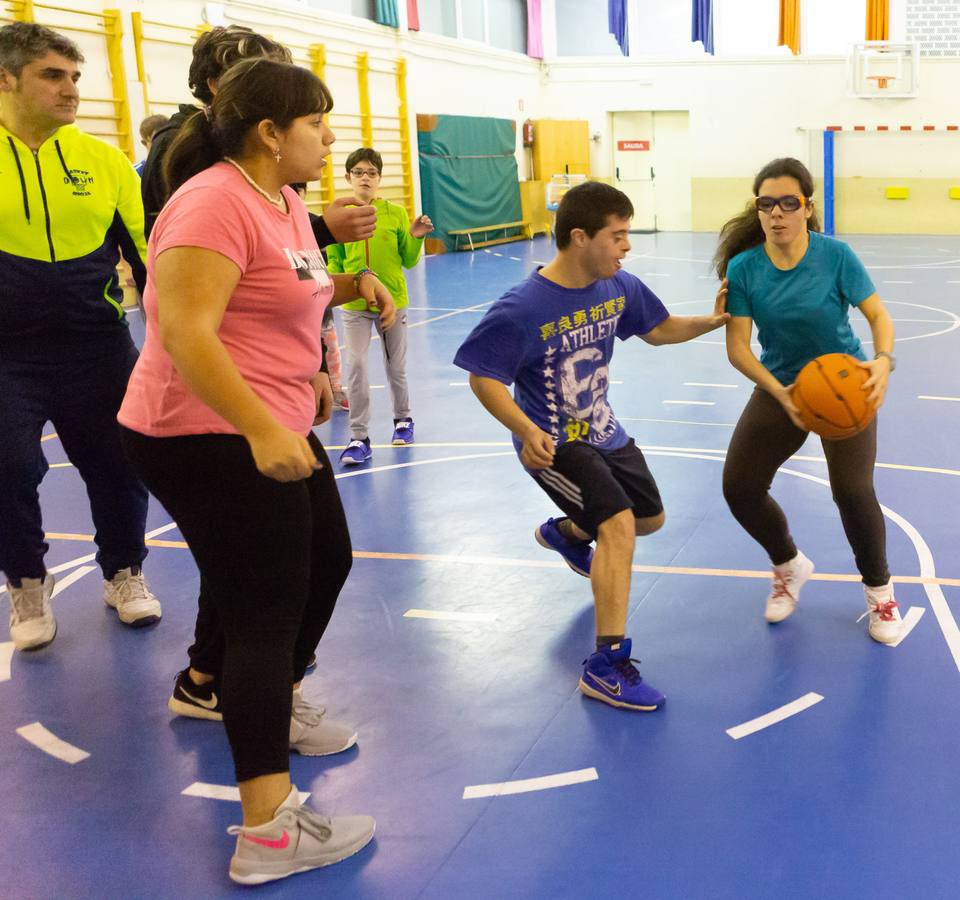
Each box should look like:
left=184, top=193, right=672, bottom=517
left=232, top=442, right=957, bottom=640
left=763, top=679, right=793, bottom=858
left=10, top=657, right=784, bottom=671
left=714, top=157, right=900, bottom=644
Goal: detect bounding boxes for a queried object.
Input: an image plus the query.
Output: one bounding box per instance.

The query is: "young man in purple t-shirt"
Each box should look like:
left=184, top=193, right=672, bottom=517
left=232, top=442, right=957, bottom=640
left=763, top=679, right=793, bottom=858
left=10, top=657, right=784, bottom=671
left=454, top=182, right=729, bottom=711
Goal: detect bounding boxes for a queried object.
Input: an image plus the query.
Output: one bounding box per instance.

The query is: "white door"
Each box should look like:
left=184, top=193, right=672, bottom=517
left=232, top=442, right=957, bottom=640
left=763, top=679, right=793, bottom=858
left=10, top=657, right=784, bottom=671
left=611, top=110, right=692, bottom=232
left=611, top=111, right=655, bottom=231
left=650, top=111, right=692, bottom=231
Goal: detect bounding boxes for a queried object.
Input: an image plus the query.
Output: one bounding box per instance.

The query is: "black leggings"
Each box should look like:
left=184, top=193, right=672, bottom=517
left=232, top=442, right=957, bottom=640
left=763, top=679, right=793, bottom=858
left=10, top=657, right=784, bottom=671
left=121, top=428, right=352, bottom=782
left=722, top=388, right=889, bottom=587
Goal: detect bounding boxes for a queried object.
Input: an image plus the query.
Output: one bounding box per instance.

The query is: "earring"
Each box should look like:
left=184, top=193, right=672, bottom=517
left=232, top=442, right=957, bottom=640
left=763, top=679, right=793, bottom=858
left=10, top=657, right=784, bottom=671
left=273, top=148, right=282, bottom=163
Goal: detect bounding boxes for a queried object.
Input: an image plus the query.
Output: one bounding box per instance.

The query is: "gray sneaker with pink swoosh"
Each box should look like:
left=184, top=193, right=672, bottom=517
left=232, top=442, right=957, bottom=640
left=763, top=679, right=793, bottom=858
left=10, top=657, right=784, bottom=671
left=228, top=786, right=375, bottom=885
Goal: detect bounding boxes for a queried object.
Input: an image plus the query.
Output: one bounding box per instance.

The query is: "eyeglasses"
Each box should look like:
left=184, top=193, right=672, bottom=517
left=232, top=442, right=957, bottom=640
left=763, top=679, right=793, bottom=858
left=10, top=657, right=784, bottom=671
left=755, top=195, right=807, bottom=213
left=349, top=168, right=381, bottom=178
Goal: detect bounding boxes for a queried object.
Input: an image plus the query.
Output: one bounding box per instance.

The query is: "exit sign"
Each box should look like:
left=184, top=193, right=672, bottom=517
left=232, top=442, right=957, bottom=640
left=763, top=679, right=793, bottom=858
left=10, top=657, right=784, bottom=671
left=618, top=140, right=650, bottom=151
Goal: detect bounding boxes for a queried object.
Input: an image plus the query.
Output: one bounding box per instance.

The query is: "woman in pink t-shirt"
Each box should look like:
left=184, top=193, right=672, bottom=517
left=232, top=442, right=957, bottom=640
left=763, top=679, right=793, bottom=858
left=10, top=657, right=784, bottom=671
left=118, top=59, right=390, bottom=885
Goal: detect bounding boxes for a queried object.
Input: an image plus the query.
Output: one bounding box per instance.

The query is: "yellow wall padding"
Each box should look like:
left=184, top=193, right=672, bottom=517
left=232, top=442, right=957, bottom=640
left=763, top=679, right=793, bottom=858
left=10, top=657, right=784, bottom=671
left=867, top=0, right=890, bottom=41
left=885, top=187, right=909, bottom=200
left=949, top=187, right=960, bottom=200
left=779, top=0, right=801, bottom=55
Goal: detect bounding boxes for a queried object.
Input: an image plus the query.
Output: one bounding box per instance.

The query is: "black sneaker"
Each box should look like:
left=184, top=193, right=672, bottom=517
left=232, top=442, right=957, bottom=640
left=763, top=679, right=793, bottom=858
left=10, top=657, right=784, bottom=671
left=168, top=668, right=223, bottom=721
left=305, top=653, right=317, bottom=671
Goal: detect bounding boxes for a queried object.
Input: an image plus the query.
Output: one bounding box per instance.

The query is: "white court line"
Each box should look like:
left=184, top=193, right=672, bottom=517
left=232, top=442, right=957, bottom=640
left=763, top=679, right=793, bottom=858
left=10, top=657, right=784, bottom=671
left=404, top=609, right=498, bottom=622
left=726, top=693, right=824, bottom=740
left=883, top=280, right=913, bottom=284
left=642, top=272, right=671, bottom=277
left=463, top=767, right=598, bottom=800
left=918, top=395, right=960, bottom=402
left=0, top=642, right=14, bottom=683
left=146, top=522, right=180, bottom=539
left=16, top=722, right=90, bottom=763
left=888, top=607, right=925, bottom=648
left=683, top=382, right=738, bottom=388
left=51, top=566, right=96, bottom=598
left=610, top=380, right=624, bottom=385
left=370, top=384, right=385, bottom=390
left=183, top=783, right=311, bottom=804
left=449, top=381, right=469, bottom=386
left=620, top=416, right=736, bottom=427
left=335, top=451, right=514, bottom=480
left=663, top=400, right=715, bottom=406
left=509, top=256, right=521, bottom=261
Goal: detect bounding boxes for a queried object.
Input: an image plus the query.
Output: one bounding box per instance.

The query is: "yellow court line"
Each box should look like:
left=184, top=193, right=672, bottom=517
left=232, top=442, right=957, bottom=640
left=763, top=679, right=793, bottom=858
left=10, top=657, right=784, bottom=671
left=42, top=533, right=960, bottom=587
left=41, top=433, right=59, bottom=442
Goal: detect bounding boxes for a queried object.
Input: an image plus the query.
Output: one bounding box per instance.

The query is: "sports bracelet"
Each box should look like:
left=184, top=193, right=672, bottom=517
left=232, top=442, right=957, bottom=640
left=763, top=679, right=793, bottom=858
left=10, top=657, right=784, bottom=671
left=874, top=351, right=896, bottom=372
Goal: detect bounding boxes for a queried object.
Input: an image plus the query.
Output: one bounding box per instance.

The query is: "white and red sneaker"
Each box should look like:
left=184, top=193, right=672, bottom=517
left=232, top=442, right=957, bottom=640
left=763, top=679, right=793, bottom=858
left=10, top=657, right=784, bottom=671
left=859, top=582, right=902, bottom=644
left=765, top=551, right=814, bottom=623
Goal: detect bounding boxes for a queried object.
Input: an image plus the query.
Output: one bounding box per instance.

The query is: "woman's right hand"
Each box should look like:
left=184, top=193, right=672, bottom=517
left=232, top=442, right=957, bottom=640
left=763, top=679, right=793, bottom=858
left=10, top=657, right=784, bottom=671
left=247, top=425, right=319, bottom=482
left=778, top=384, right=809, bottom=431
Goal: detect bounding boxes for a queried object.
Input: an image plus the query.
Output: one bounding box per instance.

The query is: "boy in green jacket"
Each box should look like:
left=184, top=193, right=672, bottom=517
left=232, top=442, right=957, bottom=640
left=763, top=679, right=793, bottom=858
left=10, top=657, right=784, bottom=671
left=327, top=148, right=432, bottom=465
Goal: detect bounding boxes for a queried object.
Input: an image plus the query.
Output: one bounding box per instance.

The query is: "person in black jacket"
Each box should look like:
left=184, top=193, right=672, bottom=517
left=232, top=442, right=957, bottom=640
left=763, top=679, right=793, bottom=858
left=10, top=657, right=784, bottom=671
left=141, top=25, right=376, bottom=248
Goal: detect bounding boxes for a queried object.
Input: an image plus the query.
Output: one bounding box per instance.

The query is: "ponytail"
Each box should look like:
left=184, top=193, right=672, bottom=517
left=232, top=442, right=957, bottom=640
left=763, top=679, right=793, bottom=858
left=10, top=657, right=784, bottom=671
left=162, top=109, right=221, bottom=199
left=713, top=157, right=822, bottom=279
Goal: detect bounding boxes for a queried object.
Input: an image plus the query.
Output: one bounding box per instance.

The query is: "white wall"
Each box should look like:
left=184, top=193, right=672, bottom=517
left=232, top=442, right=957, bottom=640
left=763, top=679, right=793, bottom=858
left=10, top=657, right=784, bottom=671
left=539, top=55, right=960, bottom=180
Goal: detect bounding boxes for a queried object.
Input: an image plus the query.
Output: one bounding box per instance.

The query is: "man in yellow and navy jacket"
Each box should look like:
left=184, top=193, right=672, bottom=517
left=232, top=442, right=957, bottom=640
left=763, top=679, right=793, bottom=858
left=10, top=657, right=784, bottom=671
left=0, top=23, right=161, bottom=653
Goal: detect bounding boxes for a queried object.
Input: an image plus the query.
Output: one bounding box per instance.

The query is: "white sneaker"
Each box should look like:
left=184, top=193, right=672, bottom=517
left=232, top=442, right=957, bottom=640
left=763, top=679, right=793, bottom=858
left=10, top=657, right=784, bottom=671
left=289, top=691, right=357, bottom=756
left=103, top=567, right=161, bottom=627
left=858, top=582, right=902, bottom=644
left=228, top=785, right=375, bottom=885
left=7, top=574, right=56, bottom=650
left=765, top=551, right=814, bottom=623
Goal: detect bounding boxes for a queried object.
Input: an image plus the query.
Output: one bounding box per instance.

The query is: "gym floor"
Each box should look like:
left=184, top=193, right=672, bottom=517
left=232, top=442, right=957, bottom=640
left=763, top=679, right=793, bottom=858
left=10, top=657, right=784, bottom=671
left=4, top=233, right=959, bottom=899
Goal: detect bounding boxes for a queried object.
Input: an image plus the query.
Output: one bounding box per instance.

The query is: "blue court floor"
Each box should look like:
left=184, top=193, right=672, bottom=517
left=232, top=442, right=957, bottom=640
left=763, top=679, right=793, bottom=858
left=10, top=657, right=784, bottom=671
left=3, top=232, right=960, bottom=899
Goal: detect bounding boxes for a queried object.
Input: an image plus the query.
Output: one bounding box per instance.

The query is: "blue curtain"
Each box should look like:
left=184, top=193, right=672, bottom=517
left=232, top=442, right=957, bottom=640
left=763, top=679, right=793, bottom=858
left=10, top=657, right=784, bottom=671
left=608, top=0, right=629, bottom=56
left=376, top=0, right=400, bottom=28
left=691, top=0, right=714, bottom=54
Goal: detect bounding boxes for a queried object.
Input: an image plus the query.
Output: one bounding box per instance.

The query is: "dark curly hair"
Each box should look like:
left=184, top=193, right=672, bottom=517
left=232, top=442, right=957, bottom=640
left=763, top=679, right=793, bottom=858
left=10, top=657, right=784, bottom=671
left=187, top=26, right=291, bottom=105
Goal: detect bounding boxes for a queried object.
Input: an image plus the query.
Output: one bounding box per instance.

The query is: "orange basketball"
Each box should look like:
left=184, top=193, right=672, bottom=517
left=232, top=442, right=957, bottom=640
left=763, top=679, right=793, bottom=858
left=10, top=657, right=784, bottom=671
left=792, top=353, right=877, bottom=440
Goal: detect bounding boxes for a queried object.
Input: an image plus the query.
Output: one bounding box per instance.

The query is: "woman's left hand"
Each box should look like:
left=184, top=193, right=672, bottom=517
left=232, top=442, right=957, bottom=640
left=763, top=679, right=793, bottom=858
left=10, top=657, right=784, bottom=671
left=858, top=356, right=891, bottom=407
left=360, top=274, right=397, bottom=329
left=311, top=371, right=334, bottom=425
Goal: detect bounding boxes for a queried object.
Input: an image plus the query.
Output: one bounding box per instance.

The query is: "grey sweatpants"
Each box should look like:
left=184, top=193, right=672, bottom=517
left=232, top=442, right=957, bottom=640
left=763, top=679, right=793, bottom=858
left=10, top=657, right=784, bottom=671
left=340, top=308, right=410, bottom=439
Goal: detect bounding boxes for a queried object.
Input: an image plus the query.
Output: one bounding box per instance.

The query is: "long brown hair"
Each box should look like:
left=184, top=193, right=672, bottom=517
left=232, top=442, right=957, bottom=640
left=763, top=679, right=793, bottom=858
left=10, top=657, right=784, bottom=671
left=163, top=57, right=333, bottom=199
left=713, top=157, right=822, bottom=278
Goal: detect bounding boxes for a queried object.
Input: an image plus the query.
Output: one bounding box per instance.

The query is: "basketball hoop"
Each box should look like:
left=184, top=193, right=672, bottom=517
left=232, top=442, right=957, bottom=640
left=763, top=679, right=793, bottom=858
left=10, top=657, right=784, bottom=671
left=850, top=42, right=918, bottom=98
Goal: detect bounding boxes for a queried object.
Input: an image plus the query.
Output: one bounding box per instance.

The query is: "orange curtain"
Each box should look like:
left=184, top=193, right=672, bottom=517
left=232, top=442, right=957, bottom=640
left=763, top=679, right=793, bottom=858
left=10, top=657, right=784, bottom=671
left=866, top=0, right=889, bottom=40
left=778, top=0, right=801, bottom=55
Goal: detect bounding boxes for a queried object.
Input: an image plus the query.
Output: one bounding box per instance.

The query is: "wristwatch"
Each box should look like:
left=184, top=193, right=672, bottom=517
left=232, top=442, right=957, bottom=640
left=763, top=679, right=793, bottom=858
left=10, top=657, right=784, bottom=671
left=874, top=351, right=896, bottom=372
left=353, top=268, right=374, bottom=295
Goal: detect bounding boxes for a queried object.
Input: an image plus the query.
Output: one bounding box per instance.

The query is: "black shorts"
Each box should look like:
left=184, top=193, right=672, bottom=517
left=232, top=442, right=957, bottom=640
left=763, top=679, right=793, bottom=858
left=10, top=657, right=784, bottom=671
left=531, top=438, right=663, bottom=538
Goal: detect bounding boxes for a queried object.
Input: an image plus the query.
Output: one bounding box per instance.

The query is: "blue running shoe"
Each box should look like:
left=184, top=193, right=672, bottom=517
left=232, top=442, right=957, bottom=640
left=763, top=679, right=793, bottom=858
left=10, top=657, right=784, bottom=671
left=391, top=418, right=415, bottom=445
left=535, top=517, right=593, bottom=577
left=579, top=639, right=665, bottom=711
left=340, top=438, right=372, bottom=466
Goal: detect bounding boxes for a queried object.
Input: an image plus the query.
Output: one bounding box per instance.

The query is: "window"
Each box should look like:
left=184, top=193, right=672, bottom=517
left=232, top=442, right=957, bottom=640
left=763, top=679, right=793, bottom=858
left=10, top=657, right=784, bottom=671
left=418, top=0, right=527, bottom=53
left=556, top=0, right=621, bottom=56
left=303, top=0, right=377, bottom=18
left=418, top=0, right=458, bottom=38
